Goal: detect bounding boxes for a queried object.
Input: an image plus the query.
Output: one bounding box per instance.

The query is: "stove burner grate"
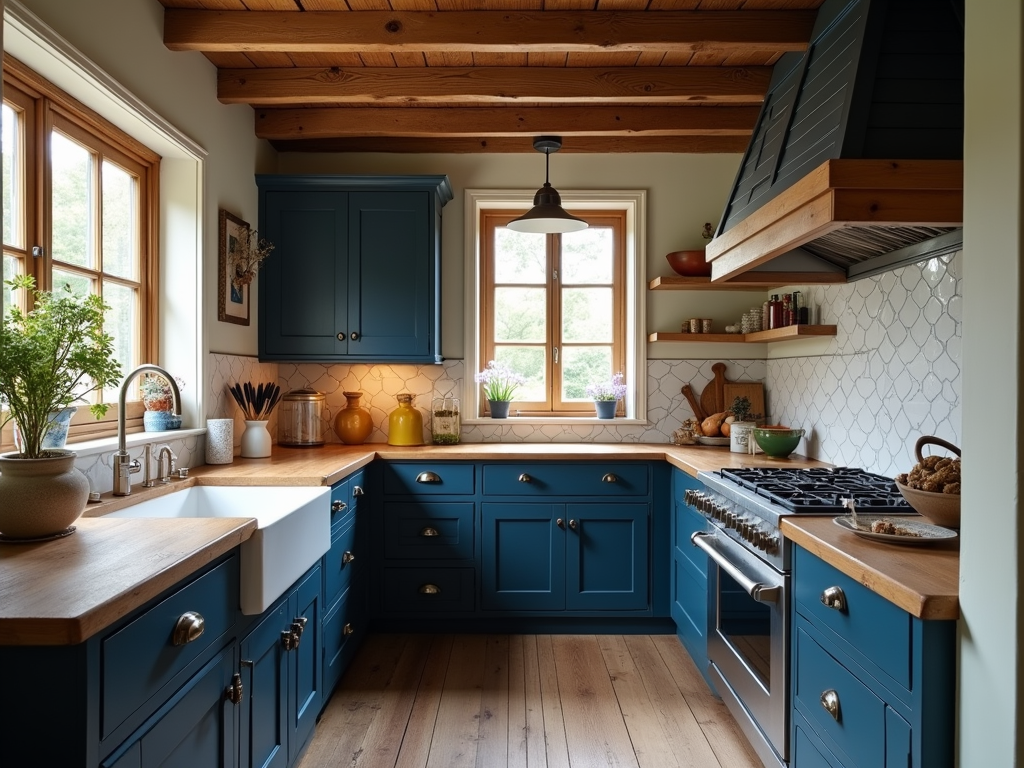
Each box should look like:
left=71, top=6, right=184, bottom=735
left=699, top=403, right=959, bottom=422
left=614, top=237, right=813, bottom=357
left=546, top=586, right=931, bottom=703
left=717, top=466, right=911, bottom=513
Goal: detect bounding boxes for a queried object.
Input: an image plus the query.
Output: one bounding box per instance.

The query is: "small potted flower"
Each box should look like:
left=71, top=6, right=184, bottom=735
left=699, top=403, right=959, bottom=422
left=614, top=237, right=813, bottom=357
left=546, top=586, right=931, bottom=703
left=140, top=373, right=185, bottom=431
left=475, top=360, right=526, bottom=419
left=586, top=372, right=627, bottom=419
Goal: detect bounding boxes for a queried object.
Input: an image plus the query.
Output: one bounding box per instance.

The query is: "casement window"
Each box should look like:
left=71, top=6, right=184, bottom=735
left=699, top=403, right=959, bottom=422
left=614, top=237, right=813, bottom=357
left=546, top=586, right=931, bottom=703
left=1, top=55, right=159, bottom=447
left=466, top=189, right=646, bottom=423
left=480, top=211, right=628, bottom=416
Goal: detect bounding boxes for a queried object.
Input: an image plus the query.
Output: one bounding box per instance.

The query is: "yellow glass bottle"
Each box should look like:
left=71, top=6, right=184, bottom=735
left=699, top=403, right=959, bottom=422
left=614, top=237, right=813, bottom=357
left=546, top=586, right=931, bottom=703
left=387, top=393, right=423, bottom=446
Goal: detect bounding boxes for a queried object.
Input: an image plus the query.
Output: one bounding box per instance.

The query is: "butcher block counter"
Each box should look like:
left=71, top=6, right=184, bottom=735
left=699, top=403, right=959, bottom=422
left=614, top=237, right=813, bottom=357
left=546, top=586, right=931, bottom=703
left=0, top=442, right=958, bottom=643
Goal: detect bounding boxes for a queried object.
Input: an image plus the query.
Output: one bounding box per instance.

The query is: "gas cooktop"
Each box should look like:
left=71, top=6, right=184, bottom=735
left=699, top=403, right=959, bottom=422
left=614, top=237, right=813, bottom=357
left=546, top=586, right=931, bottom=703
left=712, top=467, right=911, bottom=514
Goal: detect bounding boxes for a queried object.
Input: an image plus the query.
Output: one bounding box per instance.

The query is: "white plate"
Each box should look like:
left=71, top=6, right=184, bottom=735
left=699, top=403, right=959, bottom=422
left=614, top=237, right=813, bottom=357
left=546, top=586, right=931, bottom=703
left=697, top=435, right=730, bottom=446
left=832, top=515, right=958, bottom=545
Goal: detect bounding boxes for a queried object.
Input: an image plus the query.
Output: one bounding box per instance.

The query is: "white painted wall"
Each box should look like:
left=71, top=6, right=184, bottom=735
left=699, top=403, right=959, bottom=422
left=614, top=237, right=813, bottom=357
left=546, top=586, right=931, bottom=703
left=959, top=1, right=1022, bottom=764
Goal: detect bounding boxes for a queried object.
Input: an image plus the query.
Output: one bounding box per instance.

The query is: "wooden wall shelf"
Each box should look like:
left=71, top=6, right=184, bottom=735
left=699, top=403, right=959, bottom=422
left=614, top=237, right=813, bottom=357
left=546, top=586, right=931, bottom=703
left=648, top=324, right=837, bottom=344
left=649, top=274, right=846, bottom=291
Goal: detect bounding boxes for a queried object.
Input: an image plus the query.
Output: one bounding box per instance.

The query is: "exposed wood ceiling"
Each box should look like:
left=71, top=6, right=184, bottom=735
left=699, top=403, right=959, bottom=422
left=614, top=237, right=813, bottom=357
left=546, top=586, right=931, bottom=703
left=158, top=0, right=824, bottom=154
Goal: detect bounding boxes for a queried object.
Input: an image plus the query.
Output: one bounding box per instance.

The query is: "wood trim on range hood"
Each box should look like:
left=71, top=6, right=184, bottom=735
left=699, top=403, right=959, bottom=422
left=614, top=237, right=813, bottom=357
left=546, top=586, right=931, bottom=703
left=705, top=159, right=964, bottom=283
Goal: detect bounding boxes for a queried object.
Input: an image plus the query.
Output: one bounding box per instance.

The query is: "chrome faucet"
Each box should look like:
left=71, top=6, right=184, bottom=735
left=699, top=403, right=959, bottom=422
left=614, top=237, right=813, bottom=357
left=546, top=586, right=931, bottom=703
left=112, top=364, right=182, bottom=496
left=157, top=445, right=177, bottom=484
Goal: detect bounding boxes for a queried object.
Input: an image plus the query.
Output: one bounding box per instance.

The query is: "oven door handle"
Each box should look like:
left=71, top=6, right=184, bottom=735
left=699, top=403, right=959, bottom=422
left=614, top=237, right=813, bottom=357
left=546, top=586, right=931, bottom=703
left=691, top=531, right=781, bottom=604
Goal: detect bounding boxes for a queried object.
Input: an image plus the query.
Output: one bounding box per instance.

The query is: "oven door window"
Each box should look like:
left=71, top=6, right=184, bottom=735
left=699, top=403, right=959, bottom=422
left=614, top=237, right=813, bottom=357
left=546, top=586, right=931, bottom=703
left=719, top=570, right=774, bottom=688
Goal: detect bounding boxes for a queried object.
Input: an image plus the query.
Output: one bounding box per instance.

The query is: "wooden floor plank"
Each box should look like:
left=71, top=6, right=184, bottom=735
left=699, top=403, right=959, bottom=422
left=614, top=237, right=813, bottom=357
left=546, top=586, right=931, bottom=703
left=394, top=634, right=455, bottom=768
left=426, top=634, right=489, bottom=768
left=476, top=635, right=511, bottom=767
left=551, top=635, right=640, bottom=768
left=650, top=634, right=762, bottom=768
left=536, top=635, right=571, bottom=768
left=622, top=635, right=727, bottom=768
left=506, top=635, right=530, bottom=768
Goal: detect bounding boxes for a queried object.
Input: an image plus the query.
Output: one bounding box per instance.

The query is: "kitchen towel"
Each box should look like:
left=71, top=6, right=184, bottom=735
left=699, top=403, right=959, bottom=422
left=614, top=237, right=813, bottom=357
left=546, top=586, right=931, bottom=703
left=205, top=418, right=234, bottom=464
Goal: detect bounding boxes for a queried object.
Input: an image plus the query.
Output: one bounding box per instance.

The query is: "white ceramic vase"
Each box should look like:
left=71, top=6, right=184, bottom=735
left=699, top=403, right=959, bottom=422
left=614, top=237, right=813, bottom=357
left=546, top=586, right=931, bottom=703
left=0, top=450, right=89, bottom=540
left=240, top=420, right=272, bottom=458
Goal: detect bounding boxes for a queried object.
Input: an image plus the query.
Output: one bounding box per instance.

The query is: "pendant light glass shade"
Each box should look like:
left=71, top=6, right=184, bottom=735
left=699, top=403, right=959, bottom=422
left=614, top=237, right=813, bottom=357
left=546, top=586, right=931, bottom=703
left=507, top=137, right=588, bottom=234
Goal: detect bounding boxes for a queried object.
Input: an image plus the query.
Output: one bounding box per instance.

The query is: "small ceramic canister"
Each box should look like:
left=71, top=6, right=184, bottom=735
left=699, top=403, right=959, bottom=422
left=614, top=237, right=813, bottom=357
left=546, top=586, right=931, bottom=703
left=205, top=418, right=234, bottom=464
left=702, top=318, right=713, bottom=334
left=689, top=318, right=701, bottom=334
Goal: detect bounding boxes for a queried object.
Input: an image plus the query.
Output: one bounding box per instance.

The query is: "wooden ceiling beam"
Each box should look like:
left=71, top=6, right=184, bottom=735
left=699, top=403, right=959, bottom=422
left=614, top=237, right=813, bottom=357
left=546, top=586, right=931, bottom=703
left=267, top=135, right=751, bottom=153
left=254, top=105, right=760, bottom=140
left=165, top=9, right=815, bottom=55
left=219, top=66, right=771, bottom=105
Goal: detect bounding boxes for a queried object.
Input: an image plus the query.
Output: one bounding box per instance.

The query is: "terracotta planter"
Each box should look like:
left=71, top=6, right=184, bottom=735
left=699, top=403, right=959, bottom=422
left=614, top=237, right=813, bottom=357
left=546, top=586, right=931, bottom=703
left=0, top=450, right=89, bottom=540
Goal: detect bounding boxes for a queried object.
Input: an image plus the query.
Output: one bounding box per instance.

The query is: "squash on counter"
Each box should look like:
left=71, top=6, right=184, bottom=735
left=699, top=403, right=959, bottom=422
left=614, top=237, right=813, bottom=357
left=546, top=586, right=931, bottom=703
left=701, top=412, right=727, bottom=437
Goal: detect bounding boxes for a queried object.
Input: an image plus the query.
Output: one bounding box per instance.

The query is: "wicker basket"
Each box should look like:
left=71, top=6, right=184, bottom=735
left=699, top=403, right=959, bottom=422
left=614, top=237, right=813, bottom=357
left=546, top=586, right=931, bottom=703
left=895, top=436, right=961, bottom=529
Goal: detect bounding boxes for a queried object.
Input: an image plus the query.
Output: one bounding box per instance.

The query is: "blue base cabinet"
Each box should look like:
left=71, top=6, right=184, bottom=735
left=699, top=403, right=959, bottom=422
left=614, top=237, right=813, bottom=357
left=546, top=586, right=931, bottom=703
left=669, top=468, right=714, bottom=687
left=791, top=545, right=955, bottom=768
left=257, top=175, right=452, bottom=364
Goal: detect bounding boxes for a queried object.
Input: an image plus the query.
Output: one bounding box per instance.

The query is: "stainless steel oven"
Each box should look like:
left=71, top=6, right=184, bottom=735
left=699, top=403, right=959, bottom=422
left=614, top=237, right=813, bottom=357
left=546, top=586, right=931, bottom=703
left=692, top=529, right=788, bottom=768
left=686, top=467, right=911, bottom=768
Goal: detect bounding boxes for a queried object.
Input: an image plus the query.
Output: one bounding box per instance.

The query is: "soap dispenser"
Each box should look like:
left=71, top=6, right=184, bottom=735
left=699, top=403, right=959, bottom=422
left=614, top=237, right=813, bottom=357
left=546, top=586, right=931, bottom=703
left=387, top=393, right=424, bottom=446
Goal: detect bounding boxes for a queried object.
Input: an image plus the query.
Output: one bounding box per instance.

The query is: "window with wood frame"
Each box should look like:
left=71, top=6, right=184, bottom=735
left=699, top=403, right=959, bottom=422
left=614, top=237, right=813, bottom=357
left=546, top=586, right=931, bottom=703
left=1, top=55, right=159, bottom=448
left=480, top=210, right=627, bottom=416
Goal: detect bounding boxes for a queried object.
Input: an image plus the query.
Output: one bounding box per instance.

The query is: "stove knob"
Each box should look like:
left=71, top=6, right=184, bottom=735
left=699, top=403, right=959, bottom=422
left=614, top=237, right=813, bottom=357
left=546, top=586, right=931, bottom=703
left=764, top=534, right=779, bottom=554
left=756, top=530, right=768, bottom=549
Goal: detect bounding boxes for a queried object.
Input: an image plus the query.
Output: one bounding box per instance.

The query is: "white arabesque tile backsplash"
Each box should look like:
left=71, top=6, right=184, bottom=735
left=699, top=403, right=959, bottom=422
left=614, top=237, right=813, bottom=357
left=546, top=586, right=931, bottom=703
left=205, top=251, right=961, bottom=477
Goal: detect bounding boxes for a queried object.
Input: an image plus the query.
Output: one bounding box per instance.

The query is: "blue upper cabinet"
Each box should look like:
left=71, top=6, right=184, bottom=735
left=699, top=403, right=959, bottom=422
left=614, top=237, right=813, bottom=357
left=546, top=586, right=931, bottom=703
left=257, top=175, right=452, bottom=363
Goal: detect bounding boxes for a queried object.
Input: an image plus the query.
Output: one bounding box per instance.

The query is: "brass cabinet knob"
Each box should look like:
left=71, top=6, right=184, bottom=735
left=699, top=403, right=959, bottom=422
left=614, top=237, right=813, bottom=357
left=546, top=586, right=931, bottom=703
left=226, top=673, right=243, bottom=705
left=342, top=550, right=356, bottom=564
left=292, top=616, right=308, bottom=637
left=518, top=473, right=532, bottom=483
left=556, top=518, right=565, bottom=529
left=419, top=583, right=441, bottom=595
left=820, top=689, right=841, bottom=721
left=281, top=629, right=299, bottom=651
left=350, top=331, right=360, bottom=341
left=343, top=623, right=355, bottom=636
left=420, top=527, right=440, bottom=537
left=416, top=471, right=441, bottom=484
left=172, top=611, right=205, bottom=646
left=352, top=485, right=365, bottom=496
left=602, top=473, right=618, bottom=483
left=820, top=586, right=848, bottom=613
left=336, top=332, right=346, bottom=341
left=568, top=519, right=578, bottom=531
left=332, top=500, right=348, bottom=513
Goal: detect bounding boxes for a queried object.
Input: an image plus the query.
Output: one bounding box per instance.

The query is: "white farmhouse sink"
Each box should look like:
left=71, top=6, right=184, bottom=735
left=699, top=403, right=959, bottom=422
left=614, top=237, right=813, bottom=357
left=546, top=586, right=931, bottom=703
left=106, top=485, right=331, bottom=614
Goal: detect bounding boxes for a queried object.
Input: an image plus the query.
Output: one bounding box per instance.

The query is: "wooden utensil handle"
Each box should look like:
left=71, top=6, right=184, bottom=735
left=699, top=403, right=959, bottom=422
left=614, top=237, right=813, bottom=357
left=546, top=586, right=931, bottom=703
left=681, top=385, right=707, bottom=422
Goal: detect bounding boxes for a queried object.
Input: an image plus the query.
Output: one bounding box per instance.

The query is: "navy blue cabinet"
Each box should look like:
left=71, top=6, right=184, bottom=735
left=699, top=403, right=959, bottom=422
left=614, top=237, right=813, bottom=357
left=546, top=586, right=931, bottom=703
left=257, top=175, right=452, bottom=363
left=669, top=469, right=714, bottom=686
left=791, top=545, right=955, bottom=768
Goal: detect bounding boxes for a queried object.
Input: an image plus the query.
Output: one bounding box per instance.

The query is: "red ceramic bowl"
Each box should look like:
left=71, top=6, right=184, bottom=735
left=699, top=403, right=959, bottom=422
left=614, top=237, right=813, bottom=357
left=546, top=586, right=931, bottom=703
left=665, top=249, right=711, bottom=277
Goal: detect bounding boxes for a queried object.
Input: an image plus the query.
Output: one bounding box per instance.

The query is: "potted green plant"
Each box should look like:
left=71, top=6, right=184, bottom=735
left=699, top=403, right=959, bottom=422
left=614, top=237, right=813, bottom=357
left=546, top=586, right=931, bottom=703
left=474, top=360, right=526, bottom=419
left=586, top=372, right=627, bottom=419
left=0, top=275, right=122, bottom=540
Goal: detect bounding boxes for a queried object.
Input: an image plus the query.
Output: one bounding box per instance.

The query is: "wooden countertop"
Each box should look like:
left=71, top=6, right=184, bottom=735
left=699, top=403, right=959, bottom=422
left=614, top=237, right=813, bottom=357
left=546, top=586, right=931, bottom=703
left=1, top=441, right=956, bottom=645
left=782, top=516, right=960, bottom=621
left=0, top=516, right=256, bottom=645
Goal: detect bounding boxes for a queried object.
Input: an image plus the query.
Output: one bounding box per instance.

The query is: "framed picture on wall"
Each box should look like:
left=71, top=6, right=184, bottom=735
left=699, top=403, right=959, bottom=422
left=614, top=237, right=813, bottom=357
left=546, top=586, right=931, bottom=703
left=218, top=209, right=250, bottom=325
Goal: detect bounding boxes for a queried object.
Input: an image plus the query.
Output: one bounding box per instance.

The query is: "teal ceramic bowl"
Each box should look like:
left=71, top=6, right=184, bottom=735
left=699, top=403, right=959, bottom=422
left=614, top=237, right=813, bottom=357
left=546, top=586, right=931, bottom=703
left=752, top=427, right=805, bottom=458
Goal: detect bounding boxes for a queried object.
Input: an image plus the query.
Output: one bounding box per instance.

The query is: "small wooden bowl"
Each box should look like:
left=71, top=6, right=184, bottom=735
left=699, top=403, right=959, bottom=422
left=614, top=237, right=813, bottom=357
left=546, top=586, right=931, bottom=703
left=895, top=436, right=962, bottom=528
left=665, top=250, right=711, bottom=277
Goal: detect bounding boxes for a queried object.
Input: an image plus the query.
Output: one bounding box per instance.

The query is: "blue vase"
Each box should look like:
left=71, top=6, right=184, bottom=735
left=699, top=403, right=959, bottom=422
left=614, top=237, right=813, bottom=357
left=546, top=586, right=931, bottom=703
left=594, top=400, right=617, bottom=419
left=143, top=409, right=181, bottom=432
left=488, top=400, right=511, bottom=419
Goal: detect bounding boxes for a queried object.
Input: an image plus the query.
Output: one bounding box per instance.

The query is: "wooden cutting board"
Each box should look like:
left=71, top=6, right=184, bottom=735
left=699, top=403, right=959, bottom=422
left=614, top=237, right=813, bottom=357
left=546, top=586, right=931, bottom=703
left=699, top=362, right=727, bottom=416
left=723, top=381, right=766, bottom=423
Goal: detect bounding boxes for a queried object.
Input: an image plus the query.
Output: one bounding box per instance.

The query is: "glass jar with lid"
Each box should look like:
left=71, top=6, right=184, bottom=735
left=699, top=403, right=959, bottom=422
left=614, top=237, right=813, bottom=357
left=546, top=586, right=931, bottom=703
left=431, top=397, right=461, bottom=445
left=278, top=388, right=326, bottom=446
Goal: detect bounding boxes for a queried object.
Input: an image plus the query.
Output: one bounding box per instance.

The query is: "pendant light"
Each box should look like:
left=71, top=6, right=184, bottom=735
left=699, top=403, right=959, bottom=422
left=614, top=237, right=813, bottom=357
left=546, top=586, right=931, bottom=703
left=507, top=136, right=588, bottom=234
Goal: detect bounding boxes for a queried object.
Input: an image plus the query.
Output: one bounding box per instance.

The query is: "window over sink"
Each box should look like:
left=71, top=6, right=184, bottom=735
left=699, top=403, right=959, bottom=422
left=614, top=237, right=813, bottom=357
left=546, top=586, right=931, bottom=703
left=465, top=189, right=647, bottom=423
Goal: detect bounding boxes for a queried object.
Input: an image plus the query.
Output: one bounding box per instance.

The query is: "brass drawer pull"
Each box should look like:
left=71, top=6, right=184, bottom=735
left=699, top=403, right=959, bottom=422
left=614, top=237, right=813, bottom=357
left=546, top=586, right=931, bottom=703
left=518, top=473, right=532, bottom=483
left=352, top=485, right=364, bottom=496
left=226, top=673, right=243, bottom=704
left=342, top=550, right=356, bottom=564
left=172, top=611, right=205, bottom=646
left=332, top=500, right=347, bottom=513
left=416, top=471, right=441, bottom=484
left=420, top=527, right=440, bottom=537
left=343, top=623, right=355, bottom=636
left=292, top=616, right=308, bottom=637
left=419, top=583, right=441, bottom=595
left=282, top=629, right=299, bottom=651
left=820, top=586, right=848, bottom=612
left=602, top=473, right=618, bottom=483
left=820, top=689, right=841, bottom=721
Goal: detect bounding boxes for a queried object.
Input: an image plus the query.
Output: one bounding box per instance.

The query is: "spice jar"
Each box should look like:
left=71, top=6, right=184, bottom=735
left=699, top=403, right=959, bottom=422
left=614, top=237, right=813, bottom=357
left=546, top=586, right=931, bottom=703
left=431, top=397, right=461, bottom=445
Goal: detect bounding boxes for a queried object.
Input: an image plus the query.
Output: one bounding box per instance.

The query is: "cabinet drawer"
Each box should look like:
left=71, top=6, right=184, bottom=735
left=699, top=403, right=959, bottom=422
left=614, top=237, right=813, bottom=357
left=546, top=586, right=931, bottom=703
left=793, top=712, right=844, bottom=768
left=323, top=587, right=364, bottom=694
left=383, top=502, right=475, bottom=560
left=382, top=567, right=475, bottom=613
left=794, top=546, right=911, bottom=689
left=383, top=463, right=475, bottom=495
left=482, top=463, right=648, bottom=496
left=101, top=554, right=238, bottom=739
left=794, top=625, right=885, bottom=768
left=675, top=501, right=708, bottom=577
left=324, top=515, right=359, bottom=612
